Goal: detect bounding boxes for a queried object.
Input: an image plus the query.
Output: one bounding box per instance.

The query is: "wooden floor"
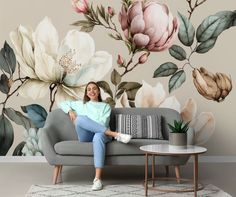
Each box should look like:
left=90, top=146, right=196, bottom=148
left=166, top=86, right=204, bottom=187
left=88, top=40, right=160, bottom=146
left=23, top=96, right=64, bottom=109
left=0, top=162, right=235, bottom=197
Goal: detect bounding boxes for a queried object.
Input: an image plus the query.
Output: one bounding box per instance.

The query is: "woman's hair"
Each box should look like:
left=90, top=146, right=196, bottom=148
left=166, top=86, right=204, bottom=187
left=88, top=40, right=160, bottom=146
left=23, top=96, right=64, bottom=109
left=83, top=81, right=102, bottom=103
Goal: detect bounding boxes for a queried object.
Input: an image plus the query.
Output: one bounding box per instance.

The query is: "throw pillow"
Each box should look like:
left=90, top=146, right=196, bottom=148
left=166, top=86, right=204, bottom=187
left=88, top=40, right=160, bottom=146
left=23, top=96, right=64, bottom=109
left=146, top=115, right=163, bottom=139
left=116, top=114, right=163, bottom=139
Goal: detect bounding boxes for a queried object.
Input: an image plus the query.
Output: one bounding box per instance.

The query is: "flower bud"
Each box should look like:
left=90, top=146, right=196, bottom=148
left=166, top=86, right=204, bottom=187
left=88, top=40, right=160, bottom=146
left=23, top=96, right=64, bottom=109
left=71, top=0, right=89, bottom=14
left=117, top=54, right=124, bottom=65
left=138, top=52, right=150, bottom=64
left=108, top=6, right=115, bottom=16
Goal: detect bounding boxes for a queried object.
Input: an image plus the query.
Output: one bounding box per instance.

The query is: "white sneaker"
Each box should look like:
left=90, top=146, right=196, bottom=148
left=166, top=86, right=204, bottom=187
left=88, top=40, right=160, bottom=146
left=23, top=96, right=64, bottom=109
left=115, top=133, right=132, bottom=143
left=91, top=178, right=103, bottom=191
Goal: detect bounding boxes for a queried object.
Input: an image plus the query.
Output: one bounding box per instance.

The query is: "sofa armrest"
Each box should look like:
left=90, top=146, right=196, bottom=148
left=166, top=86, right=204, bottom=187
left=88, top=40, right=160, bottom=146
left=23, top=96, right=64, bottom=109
left=40, top=126, right=60, bottom=165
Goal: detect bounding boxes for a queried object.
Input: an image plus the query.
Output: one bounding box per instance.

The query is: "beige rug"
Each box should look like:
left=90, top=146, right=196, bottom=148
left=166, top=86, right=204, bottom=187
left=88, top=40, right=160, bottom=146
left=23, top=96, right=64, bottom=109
left=26, top=182, right=232, bottom=197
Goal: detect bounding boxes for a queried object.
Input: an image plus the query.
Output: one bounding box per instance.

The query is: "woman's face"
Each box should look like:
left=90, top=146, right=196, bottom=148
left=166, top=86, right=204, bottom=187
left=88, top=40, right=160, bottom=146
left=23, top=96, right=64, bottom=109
left=86, top=83, right=100, bottom=101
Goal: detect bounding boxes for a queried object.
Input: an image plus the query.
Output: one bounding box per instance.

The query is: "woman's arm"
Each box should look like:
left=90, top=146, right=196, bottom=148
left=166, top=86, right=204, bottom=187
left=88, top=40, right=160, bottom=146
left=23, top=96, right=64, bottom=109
left=60, top=100, right=81, bottom=113
left=100, top=104, right=111, bottom=127
left=59, top=100, right=81, bottom=122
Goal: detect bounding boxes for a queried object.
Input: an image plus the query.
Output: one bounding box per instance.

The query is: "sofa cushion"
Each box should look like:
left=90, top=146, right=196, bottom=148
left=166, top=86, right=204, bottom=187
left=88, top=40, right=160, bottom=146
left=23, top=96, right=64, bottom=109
left=54, top=139, right=168, bottom=156
left=116, top=114, right=163, bottom=139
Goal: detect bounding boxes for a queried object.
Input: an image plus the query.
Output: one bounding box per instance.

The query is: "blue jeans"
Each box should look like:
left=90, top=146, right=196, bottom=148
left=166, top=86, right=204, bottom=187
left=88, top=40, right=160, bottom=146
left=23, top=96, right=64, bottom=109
left=74, top=115, right=112, bottom=168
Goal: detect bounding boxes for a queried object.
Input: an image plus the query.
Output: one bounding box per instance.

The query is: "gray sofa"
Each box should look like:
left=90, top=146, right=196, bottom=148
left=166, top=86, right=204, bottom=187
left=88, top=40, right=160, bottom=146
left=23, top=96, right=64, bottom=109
left=41, top=107, right=194, bottom=184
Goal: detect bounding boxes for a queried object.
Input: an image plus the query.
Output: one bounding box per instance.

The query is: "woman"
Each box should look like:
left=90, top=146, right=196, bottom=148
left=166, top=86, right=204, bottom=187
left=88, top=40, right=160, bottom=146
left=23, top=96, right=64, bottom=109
left=60, top=81, right=132, bottom=191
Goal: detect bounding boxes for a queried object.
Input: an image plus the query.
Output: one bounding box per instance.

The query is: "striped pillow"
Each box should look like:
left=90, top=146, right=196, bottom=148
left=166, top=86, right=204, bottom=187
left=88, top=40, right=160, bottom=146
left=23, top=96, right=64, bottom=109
left=116, top=114, right=163, bottom=139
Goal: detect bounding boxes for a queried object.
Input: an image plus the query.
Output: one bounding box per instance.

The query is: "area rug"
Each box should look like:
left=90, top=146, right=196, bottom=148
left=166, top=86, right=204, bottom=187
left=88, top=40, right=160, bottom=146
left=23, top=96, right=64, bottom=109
left=26, top=182, right=232, bottom=197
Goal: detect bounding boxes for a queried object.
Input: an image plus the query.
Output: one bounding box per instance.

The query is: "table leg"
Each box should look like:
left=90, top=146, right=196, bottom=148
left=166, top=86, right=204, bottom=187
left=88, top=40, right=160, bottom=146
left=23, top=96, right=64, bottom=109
left=152, top=154, right=155, bottom=187
left=194, top=154, right=198, bottom=197
left=145, top=153, right=148, bottom=196
left=175, top=165, right=180, bottom=184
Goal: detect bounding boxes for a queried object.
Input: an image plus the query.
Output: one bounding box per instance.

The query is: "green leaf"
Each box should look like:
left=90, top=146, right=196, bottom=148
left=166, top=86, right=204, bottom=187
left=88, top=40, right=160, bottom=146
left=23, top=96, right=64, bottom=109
left=196, top=38, right=217, bottom=53
left=212, top=11, right=236, bottom=37
left=168, top=123, right=177, bottom=132
left=4, top=108, right=34, bottom=130
left=0, top=115, right=14, bottom=156
left=196, top=15, right=221, bottom=42
left=177, top=12, right=195, bottom=46
left=4, top=41, right=16, bottom=74
left=111, top=69, right=121, bottom=86
left=80, top=25, right=94, bottom=32
left=108, top=33, right=122, bottom=40
left=100, top=5, right=106, bottom=19
left=182, top=121, right=190, bottom=133
left=0, top=74, right=10, bottom=94
left=129, top=100, right=135, bottom=108
left=169, top=70, right=186, bottom=93
left=90, top=4, right=99, bottom=21
left=105, top=97, right=116, bottom=108
left=21, top=104, right=47, bottom=128
left=97, top=81, right=113, bottom=98
left=233, top=11, right=236, bottom=26
left=116, top=81, right=142, bottom=101
left=12, top=141, right=26, bottom=156
left=84, top=14, right=94, bottom=22
left=168, top=120, right=189, bottom=133
left=71, top=20, right=93, bottom=26
left=122, top=82, right=142, bottom=101
left=118, top=81, right=128, bottom=90
left=174, top=120, right=179, bottom=129
left=116, top=89, right=125, bottom=99
left=0, top=49, right=11, bottom=74
left=153, top=62, right=178, bottom=78
left=169, top=45, right=187, bottom=61
left=71, top=20, right=95, bottom=32
left=106, top=13, right=110, bottom=23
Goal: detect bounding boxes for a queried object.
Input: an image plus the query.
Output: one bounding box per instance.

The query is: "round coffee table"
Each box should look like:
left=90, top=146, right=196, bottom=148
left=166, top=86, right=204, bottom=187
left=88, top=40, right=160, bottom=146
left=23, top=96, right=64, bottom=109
left=140, top=144, right=207, bottom=197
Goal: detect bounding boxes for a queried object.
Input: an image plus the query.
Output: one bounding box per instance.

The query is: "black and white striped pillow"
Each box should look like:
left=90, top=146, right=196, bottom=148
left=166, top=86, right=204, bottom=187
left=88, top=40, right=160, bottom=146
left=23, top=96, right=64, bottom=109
left=116, top=114, right=163, bottom=139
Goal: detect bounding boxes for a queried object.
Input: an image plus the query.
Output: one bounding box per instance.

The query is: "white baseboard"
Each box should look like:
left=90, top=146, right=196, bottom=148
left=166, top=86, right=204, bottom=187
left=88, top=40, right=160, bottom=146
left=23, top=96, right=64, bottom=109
left=1, top=156, right=236, bottom=163
left=188, top=156, right=236, bottom=163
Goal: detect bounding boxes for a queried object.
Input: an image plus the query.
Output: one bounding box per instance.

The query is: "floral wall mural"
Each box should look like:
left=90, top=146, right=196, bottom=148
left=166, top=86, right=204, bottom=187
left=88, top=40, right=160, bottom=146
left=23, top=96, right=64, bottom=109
left=0, top=0, right=235, bottom=157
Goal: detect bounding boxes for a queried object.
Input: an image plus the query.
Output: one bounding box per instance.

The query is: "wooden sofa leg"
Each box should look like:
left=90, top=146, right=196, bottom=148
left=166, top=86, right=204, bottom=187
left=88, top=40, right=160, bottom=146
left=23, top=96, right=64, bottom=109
left=165, top=166, right=169, bottom=177
left=175, top=165, right=181, bottom=183
left=58, top=165, right=63, bottom=183
left=53, top=165, right=62, bottom=184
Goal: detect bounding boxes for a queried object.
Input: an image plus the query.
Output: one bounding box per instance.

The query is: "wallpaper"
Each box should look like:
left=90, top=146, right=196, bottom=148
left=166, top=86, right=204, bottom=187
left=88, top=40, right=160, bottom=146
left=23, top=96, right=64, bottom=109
left=0, top=0, right=235, bottom=157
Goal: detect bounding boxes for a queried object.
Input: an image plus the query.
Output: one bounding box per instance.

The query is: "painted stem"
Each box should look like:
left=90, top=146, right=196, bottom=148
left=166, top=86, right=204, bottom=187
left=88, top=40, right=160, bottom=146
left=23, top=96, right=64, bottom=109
left=49, top=83, right=58, bottom=112
left=186, top=0, right=208, bottom=19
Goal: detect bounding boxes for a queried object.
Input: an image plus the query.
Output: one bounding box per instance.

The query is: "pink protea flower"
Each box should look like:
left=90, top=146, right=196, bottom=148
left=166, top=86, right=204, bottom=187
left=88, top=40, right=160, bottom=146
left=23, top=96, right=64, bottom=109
left=71, top=0, right=89, bottom=14
left=119, top=1, right=179, bottom=52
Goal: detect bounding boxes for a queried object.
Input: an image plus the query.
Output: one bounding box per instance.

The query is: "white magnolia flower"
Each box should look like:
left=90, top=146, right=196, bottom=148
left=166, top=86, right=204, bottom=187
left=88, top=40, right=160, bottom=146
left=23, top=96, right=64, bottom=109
left=10, top=17, right=112, bottom=105
left=115, top=80, right=180, bottom=111
left=181, top=98, right=215, bottom=145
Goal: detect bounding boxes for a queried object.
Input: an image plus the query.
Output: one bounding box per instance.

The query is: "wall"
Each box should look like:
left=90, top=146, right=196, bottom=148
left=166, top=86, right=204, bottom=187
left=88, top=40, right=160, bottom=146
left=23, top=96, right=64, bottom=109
left=0, top=0, right=236, bottom=157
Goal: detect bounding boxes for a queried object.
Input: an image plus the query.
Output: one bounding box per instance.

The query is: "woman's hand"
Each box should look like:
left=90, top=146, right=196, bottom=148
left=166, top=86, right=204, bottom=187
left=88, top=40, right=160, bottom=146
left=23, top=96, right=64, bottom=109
left=68, top=110, right=77, bottom=122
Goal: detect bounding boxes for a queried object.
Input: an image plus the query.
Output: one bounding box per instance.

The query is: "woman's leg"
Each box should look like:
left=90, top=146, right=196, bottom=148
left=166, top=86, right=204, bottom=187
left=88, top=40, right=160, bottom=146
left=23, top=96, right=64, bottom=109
left=76, top=115, right=107, bottom=133
left=74, top=117, right=94, bottom=141
left=76, top=116, right=129, bottom=139
left=93, top=133, right=112, bottom=169
left=91, top=133, right=112, bottom=191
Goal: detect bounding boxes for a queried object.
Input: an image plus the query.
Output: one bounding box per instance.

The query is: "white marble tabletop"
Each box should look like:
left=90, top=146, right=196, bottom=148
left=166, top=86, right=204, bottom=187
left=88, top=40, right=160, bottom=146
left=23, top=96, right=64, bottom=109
left=140, top=144, right=207, bottom=155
